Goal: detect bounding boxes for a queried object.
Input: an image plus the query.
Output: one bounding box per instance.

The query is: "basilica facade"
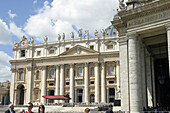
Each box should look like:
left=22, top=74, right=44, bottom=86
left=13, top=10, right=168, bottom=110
left=10, top=28, right=120, bottom=105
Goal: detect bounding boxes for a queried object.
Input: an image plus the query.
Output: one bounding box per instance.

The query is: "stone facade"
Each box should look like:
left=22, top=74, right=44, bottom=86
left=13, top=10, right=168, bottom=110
left=0, top=81, right=10, bottom=105
left=10, top=30, right=121, bottom=105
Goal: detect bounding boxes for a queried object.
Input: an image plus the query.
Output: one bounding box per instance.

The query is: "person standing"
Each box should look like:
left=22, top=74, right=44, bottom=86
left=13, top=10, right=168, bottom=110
left=25, top=102, right=34, bottom=113
left=106, top=104, right=113, bottom=113
left=38, top=105, right=45, bottom=113
left=5, top=104, right=15, bottom=113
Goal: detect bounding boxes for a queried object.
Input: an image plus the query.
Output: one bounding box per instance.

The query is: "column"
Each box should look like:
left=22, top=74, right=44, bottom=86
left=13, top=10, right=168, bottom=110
left=140, top=44, right=147, bottom=108
left=14, top=90, right=17, bottom=105
left=107, top=87, right=109, bottom=103
left=41, top=66, right=47, bottom=104
left=101, top=62, right=106, bottom=103
left=70, top=64, right=74, bottom=103
left=116, top=61, right=121, bottom=99
left=26, top=67, right=33, bottom=103
left=151, top=58, right=156, bottom=107
left=118, top=37, right=129, bottom=112
left=55, top=65, right=59, bottom=103
left=128, top=32, right=142, bottom=112
left=10, top=68, right=16, bottom=104
left=60, top=64, right=64, bottom=103
left=146, top=51, right=153, bottom=107
left=84, top=63, right=89, bottom=103
left=75, top=88, right=77, bottom=103
left=95, top=62, right=99, bottom=103
left=166, top=24, right=170, bottom=78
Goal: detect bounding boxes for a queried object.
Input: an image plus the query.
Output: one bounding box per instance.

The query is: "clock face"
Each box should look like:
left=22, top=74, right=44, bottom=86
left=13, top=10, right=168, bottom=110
left=21, top=41, right=26, bottom=46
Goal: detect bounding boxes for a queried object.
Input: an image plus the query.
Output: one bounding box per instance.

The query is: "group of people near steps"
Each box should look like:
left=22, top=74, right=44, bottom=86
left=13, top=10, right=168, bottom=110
left=5, top=102, right=45, bottom=113
left=5, top=103, right=113, bottom=113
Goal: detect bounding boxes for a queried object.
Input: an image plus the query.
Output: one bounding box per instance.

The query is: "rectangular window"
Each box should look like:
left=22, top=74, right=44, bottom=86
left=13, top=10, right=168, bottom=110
left=90, top=45, right=94, bottom=50
left=21, top=50, right=25, bottom=57
left=77, top=81, right=83, bottom=85
left=49, top=49, right=54, bottom=54
left=66, top=69, right=69, bottom=78
left=109, top=81, right=114, bottom=84
left=66, top=82, right=69, bottom=85
left=109, top=66, right=114, bottom=75
left=66, top=48, right=69, bottom=51
left=107, top=45, right=113, bottom=49
left=78, top=67, right=83, bottom=77
left=37, top=51, right=41, bottom=56
left=90, top=81, right=94, bottom=84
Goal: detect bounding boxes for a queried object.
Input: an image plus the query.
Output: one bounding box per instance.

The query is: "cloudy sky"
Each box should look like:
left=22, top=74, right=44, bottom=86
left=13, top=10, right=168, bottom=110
left=0, top=0, right=127, bottom=82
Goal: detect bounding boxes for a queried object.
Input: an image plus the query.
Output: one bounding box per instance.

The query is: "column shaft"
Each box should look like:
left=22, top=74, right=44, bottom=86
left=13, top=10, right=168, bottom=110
left=95, top=62, right=99, bottom=103
left=128, top=34, right=142, bottom=112
left=101, top=62, right=106, bottom=103
left=10, top=69, right=16, bottom=104
left=26, top=67, right=32, bottom=103
left=55, top=65, right=59, bottom=103
left=41, top=66, right=46, bottom=104
left=70, top=64, right=74, bottom=103
left=60, top=65, right=64, bottom=103
left=166, top=25, right=170, bottom=78
left=84, top=63, right=89, bottom=103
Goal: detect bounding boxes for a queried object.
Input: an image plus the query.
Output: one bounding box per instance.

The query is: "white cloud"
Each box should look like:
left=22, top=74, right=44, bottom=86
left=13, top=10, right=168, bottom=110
left=0, top=51, right=12, bottom=82
left=24, top=0, right=120, bottom=42
left=0, top=19, right=12, bottom=45
left=33, top=0, right=38, bottom=5
left=8, top=10, right=17, bottom=19
left=9, top=22, right=26, bottom=39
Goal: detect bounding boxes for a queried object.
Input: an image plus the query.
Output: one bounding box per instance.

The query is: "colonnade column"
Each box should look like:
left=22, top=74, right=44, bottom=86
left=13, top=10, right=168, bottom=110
left=166, top=24, right=170, bottom=78
left=10, top=68, right=16, bottom=104
left=118, top=37, right=129, bottom=112
left=84, top=63, right=89, bottom=103
left=101, top=62, right=106, bottom=103
left=116, top=61, right=120, bottom=99
left=70, top=64, right=74, bottom=103
left=95, top=62, right=99, bottom=103
left=26, top=67, right=33, bottom=103
left=128, top=32, right=142, bottom=112
left=41, top=66, right=47, bottom=104
left=55, top=65, right=59, bottom=103
left=60, top=64, right=64, bottom=103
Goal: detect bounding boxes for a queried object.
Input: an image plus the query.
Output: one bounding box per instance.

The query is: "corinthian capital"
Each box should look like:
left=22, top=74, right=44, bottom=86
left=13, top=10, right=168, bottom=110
left=165, top=23, right=170, bottom=31
left=126, top=32, right=138, bottom=39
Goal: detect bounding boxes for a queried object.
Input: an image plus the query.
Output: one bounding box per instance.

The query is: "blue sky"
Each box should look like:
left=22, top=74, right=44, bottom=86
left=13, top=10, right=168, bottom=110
left=0, top=0, right=126, bottom=82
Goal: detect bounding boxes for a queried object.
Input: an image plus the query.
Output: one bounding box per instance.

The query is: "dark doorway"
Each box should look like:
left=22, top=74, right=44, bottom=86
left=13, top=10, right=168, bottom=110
left=109, top=88, right=115, bottom=102
left=17, top=85, right=24, bottom=105
left=77, top=89, right=83, bottom=103
left=48, top=90, right=54, bottom=103
left=154, top=58, right=170, bottom=107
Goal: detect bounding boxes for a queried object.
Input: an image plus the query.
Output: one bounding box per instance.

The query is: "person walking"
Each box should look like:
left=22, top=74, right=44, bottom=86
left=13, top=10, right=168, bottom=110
left=25, top=102, right=34, bottom=113
left=38, top=105, right=45, bottom=113
left=106, top=104, right=113, bottom=113
left=5, top=104, right=15, bottom=113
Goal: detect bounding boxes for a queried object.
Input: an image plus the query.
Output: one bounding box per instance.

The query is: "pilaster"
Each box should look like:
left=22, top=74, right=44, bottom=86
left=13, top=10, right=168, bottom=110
left=55, top=65, right=59, bottom=103
left=84, top=63, right=89, bottom=103
left=101, top=62, right=106, bottom=103
left=95, top=62, right=99, bottom=103
left=41, top=66, right=47, bottom=104
left=60, top=64, right=64, bottom=103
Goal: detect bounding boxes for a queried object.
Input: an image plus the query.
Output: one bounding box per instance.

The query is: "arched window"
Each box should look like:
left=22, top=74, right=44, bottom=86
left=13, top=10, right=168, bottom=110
left=50, top=69, right=54, bottom=79
left=109, top=65, right=114, bottom=75
left=90, top=67, right=94, bottom=77
left=36, top=71, right=40, bottom=80
left=78, top=67, right=83, bottom=77
left=20, top=71, right=24, bottom=81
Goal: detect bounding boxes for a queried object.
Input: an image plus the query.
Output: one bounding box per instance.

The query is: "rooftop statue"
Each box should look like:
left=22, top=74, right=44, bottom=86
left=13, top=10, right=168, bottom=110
left=85, top=30, right=89, bottom=38
left=101, top=29, right=105, bottom=37
left=119, top=0, right=126, bottom=10
left=78, top=29, right=82, bottom=38
left=57, top=34, right=61, bottom=41
left=44, top=36, right=48, bottom=43
left=62, top=33, right=65, bottom=40
left=71, top=32, right=74, bottom=39
left=31, top=37, right=34, bottom=44
left=94, top=29, right=98, bottom=37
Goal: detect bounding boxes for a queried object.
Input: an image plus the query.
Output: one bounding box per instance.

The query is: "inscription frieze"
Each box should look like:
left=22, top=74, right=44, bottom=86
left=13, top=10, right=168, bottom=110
left=127, top=9, right=170, bottom=27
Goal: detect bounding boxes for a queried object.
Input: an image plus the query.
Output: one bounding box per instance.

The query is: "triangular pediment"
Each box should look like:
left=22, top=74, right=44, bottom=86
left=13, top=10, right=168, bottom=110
left=59, top=45, right=99, bottom=56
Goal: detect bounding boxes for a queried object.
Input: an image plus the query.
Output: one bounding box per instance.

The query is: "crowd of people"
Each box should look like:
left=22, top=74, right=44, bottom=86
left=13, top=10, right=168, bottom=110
left=143, top=106, right=170, bottom=112
left=5, top=103, right=114, bottom=113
